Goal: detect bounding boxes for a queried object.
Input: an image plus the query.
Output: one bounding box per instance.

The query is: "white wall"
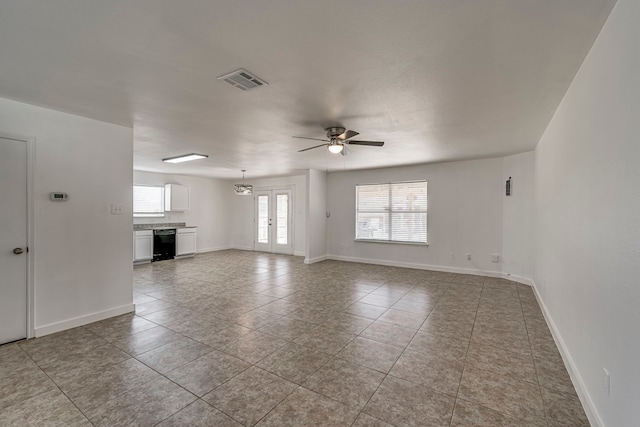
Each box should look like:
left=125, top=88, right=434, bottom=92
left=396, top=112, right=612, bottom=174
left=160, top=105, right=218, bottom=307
left=502, top=151, right=535, bottom=283
left=306, top=169, right=327, bottom=263
left=133, top=171, right=231, bottom=252
left=327, top=158, right=504, bottom=275
left=533, top=0, right=640, bottom=425
left=230, top=174, right=306, bottom=255
left=0, top=97, right=134, bottom=336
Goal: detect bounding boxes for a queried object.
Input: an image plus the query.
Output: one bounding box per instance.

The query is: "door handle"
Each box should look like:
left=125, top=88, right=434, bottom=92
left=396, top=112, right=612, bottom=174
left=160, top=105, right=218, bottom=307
left=13, top=247, right=25, bottom=255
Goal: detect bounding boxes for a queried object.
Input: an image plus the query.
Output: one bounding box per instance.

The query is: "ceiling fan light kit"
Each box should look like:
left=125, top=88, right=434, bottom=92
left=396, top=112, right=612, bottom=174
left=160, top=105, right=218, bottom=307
left=234, top=170, right=253, bottom=195
left=294, top=127, right=384, bottom=154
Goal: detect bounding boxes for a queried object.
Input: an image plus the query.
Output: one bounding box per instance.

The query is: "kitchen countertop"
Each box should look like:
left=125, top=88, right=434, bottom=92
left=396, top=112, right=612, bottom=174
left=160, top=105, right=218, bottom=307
left=134, top=222, right=197, bottom=231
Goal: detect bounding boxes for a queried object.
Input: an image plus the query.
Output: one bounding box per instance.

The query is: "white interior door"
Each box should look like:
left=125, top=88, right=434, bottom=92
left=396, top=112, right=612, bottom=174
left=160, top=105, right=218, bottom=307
left=0, top=136, right=28, bottom=344
left=254, top=189, right=293, bottom=254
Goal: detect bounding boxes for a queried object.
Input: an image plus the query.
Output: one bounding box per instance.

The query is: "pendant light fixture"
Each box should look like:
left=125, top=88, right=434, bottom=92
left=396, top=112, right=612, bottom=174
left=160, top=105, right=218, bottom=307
left=234, top=170, right=253, bottom=195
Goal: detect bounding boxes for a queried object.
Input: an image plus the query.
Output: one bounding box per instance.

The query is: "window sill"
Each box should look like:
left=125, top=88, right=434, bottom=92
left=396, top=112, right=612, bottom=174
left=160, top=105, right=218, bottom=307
left=354, top=239, right=428, bottom=246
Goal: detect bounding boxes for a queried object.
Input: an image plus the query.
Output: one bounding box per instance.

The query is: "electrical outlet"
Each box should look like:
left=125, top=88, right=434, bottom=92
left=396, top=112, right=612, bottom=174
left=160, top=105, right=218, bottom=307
left=491, top=253, right=500, bottom=263
left=449, top=252, right=455, bottom=260
left=466, top=253, right=471, bottom=260
left=110, top=204, right=124, bottom=215
left=603, top=369, right=611, bottom=397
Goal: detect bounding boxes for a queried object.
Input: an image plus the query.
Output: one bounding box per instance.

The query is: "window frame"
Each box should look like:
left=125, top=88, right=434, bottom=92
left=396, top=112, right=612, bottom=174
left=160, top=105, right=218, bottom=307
left=133, top=185, right=165, bottom=218
left=354, top=180, right=428, bottom=245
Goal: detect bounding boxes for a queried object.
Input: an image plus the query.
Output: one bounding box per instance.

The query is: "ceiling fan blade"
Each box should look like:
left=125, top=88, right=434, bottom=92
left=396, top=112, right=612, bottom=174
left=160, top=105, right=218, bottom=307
left=346, top=140, right=384, bottom=147
left=337, top=130, right=359, bottom=140
left=292, top=136, right=329, bottom=143
left=298, top=143, right=327, bottom=152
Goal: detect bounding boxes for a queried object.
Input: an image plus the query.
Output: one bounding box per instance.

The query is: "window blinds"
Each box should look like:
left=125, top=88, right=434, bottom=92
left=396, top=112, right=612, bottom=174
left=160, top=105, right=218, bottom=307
left=356, top=181, right=427, bottom=243
left=133, top=185, right=164, bottom=217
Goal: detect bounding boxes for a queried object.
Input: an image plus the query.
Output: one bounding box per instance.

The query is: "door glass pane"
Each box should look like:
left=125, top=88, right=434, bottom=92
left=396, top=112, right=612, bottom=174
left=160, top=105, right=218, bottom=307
left=276, top=194, right=288, bottom=245
left=258, top=195, right=269, bottom=244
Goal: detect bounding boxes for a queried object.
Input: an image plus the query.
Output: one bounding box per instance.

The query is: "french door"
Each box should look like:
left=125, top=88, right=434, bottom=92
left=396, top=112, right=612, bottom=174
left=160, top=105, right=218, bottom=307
left=254, top=189, right=293, bottom=254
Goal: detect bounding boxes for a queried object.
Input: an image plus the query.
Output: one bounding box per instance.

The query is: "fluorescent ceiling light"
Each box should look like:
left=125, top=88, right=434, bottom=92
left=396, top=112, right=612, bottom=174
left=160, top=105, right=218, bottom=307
left=162, top=153, right=208, bottom=163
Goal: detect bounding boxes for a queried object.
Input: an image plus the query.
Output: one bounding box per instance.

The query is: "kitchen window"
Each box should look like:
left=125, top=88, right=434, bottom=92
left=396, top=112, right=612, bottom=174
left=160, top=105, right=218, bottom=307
left=355, top=180, right=427, bottom=244
left=133, top=185, right=165, bottom=217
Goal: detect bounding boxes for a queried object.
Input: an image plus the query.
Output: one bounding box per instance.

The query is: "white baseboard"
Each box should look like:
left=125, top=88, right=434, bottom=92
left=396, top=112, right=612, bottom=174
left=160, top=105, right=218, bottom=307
left=530, top=281, right=603, bottom=427
left=326, top=254, right=506, bottom=278
left=230, top=245, right=254, bottom=251
left=294, top=251, right=305, bottom=257
left=34, top=303, right=135, bottom=337
left=502, top=273, right=533, bottom=286
left=305, top=255, right=328, bottom=264
left=196, top=245, right=232, bottom=254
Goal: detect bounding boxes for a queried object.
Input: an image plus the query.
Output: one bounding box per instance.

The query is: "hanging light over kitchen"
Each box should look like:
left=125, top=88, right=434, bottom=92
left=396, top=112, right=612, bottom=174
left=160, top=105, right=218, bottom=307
left=234, top=170, right=253, bottom=195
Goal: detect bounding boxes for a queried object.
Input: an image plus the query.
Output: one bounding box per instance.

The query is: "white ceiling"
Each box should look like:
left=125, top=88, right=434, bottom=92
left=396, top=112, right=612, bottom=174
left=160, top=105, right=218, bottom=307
left=0, top=0, right=615, bottom=179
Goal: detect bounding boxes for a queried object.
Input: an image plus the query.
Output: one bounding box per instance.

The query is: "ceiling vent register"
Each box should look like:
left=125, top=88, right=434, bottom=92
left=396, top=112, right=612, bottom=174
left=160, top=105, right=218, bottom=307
left=218, top=69, right=268, bottom=91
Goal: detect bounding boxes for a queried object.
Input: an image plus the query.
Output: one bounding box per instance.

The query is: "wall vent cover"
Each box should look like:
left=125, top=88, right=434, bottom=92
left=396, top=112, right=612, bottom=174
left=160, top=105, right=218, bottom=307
left=217, top=69, right=268, bottom=91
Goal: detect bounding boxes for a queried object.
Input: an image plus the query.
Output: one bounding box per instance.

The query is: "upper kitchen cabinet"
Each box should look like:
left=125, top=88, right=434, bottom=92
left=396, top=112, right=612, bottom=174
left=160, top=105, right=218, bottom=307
left=165, top=184, right=190, bottom=211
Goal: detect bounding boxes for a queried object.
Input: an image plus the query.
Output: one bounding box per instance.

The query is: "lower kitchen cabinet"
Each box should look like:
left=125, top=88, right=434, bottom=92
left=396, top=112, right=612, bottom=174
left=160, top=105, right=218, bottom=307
left=133, top=230, right=153, bottom=263
left=176, top=227, right=196, bottom=258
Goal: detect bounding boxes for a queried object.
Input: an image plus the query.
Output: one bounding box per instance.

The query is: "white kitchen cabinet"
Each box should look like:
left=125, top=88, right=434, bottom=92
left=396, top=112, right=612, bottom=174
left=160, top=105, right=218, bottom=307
left=133, top=230, right=153, bottom=263
left=176, top=227, right=196, bottom=258
left=165, top=184, right=190, bottom=211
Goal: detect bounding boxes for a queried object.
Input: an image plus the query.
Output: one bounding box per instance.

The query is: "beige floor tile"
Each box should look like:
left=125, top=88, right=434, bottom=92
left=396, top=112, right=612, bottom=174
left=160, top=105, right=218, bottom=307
left=407, top=330, right=470, bottom=361
left=188, top=323, right=253, bottom=349
left=38, top=343, right=131, bottom=385
left=111, top=325, right=183, bottom=356
left=303, top=358, right=385, bottom=409
left=458, top=367, right=545, bottom=422
left=533, top=353, right=577, bottom=395
left=0, top=363, right=57, bottom=411
left=466, top=341, right=538, bottom=383
left=451, top=398, right=547, bottom=426
left=135, top=337, right=212, bottom=374
left=352, top=412, right=395, bottom=427
left=364, top=376, right=455, bottom=427
left=0, top=388, right=83, bottom=427
left=377, top=308, right=427, bottom=330
left=256, top=387, right=359, bottom=426
left=0, top=251, right=576, bottom=427
left=165, top=350, right=250, bottom=396
left=344, top=302, right=388, bottom=319
left=59, top=358, right=161, bottom=412
left=86, top=377, right=197, bottom=427
left=541, top=386, right=590, bottom=426
left=293, top=326, right=356, bottom=355
left=84, top=313, right=157, bottom=342
left=389, top=348, right=465, bottom=395
left=257, top=316, right=315, bottom=341
left=256, top=342, right=331, bottom=384
left=203, top=366, right=297, bottom=426
left=470, top=325, right=531, bottom=356
left=220, top=331, right=288, bottom=363
left=157, top=400, right=242, bottom=426
left=336, top=336, right=404, bottom=373
left=360, top=321, right=416, bottom=347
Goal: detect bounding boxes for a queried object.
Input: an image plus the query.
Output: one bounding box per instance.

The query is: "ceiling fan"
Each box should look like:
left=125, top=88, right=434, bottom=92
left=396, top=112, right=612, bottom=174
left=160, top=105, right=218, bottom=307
left=293, top=127, right=384, bottom=155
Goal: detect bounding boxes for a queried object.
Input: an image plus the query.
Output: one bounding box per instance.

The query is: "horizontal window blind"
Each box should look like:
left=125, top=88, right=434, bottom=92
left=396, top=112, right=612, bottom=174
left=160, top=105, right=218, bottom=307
left=356, top=180, right=427, bottom=244
left=133, top=185, right=164, bottom=217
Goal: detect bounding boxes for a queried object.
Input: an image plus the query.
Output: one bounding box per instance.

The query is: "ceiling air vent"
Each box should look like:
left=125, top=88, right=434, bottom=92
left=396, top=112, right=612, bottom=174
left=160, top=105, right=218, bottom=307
left=217, top=68, right=268, bottom=91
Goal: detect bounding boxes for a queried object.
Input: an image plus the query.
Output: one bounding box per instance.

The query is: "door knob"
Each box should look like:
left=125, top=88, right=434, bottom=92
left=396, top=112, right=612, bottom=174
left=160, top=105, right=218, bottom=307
left=13, top=248, right=24, bottom=255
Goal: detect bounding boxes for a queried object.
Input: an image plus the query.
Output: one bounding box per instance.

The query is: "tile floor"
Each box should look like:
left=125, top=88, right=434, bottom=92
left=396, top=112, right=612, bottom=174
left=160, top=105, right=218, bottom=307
left=0, top=250, right=589, bottom=426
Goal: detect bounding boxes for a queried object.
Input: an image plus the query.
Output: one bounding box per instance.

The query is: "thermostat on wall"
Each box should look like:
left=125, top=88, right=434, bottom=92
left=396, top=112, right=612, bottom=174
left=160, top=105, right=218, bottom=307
left=50, top=192, right=69, bottom=201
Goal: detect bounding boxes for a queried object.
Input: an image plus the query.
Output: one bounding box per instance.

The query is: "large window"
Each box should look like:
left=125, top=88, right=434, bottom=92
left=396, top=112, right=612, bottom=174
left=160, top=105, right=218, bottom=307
left=133, top=185, right=165, bottom=217
left=355, top=180, right=427, bottom=244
